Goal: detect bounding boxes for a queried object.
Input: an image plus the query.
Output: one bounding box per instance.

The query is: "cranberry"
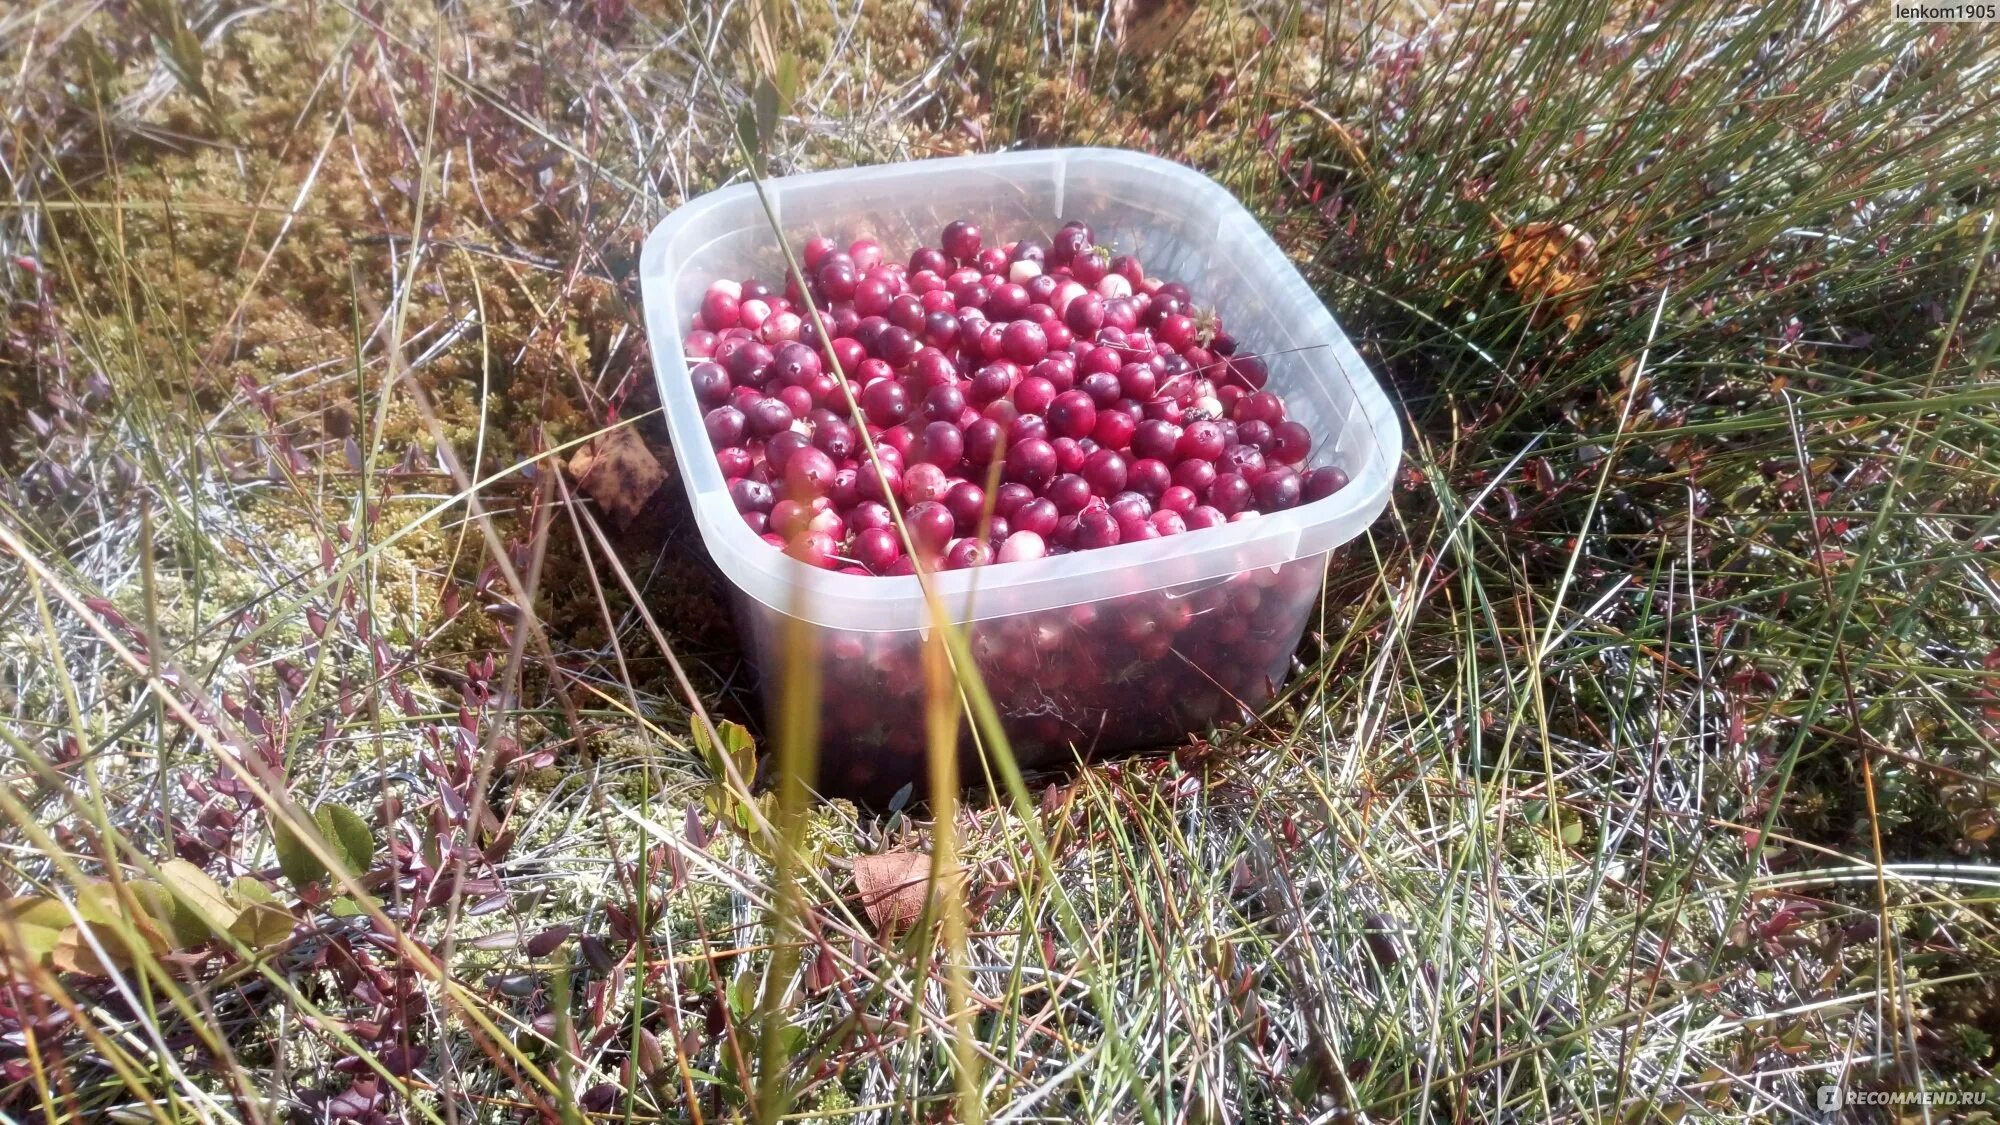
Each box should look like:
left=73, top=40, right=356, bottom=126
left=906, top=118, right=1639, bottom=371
left=1091, top=409, right=1138, bottom=451
left=905, top=462, right=950, bottom=504
left=1045, top=390, right=1097, bottom=440
left=853, top=527, right=902, bottom=571
left=1082, top=448, right=1129, bottom=496
left=921, top=383, right=966, bottom=422
left=1222, top=445, right=1265, bottom=478
left=1003, top=375, right=1053, bottom=415
left=849, top=239, right=884, bottom=270
left=742, top=510, right=768, bottom=534
left=1127, top=458, right=1171, bottom=500
left=994, top=482, right=1034, bottom=516
left=915, top=420, right=965, bottom=468
left=1270, top=420, right=1312, bottom=465
left=1107, top=493, right=1151, bottom=526
left=813, top=418, right=858, bottom=461
left=1160, top=485, right=1198, bottom=514
left=745, top=396, right=795, bottom=438
left=850, top=501, right=894, bottom=532
left=941, top=220, right=981, bottom=262
left=1237, top=419, right=1275, bottom=452
left=1047, top=473, right=1093, bottom=514
left=765, top=430, right=811, bottom=474
left=860, top=380, right=911, bottom=427
left=1009, top=413, right=1049, bottom=444
left=1074, top=506, right=1121, bottom=550
left=990, top=283, right=1031, bottom=320
left=1185, top=505, right=1226, bottom=530
left=685, top=329, right=717, bottom=358
left=769, top=498, right=816, bottom=538
left=723, top=341, right=773, bottom=384
left=909, top=502, right=956, bottom=552
left=1005, top=438, right=1058, bottom=488
left=829, top=467, right=861, bottom=508
left=964, top=418, right=1005, bottom=467
left=701, top=287, right=741, bottom=331
left=1013, top=497, right=1060, bottom=536
left=1151, top=510, right=1187, bottom=535
left=1172, top=458, right=1217, bottom=494
left=1001, top=320, right=1048, bottom=365
left=1072, top=247, right=1109, bottom=286
left=856, top=462, right=903, bottom=505
left=1253, top=466, right=1302, bottom=511
left=1107, top=364, right=1149, bottom=402
left=1065, top=291, right=1105, bottom=336
left=776, top=384, right=813, bottom=418
left=1031, top=356, right=1076, bottom=392
left=1079, top=372, right=1122, bottom=408
left=690, top=362, right=732, bottom=407
left=1209, top=474, right=1253, bottom=515
left=1131, top=419, right=1180, bottom=461
left=784, top=447, right=838, bottom=498
left=787, top=530, right=838, bottom=568
left=922, top=310, right=960, bottom=349
left=1175, top=421, right=1226, bottom=462
left=716, top=446, right=753, bottom=478
left=945, top=481, right=987, bottom=531
left=1228, top=353, right=1268, bottom=388
left=997, top=530, right=1046, bottom=562
left=729, top=478, right=773, bottom=513
left=802, top=236, right=837, bottom=269
left=817, top=259, right=858, bottom=301
left=945, top=538, right=993, bottom=569
left=1052, top=222, right=1094, bottom=264
left=970, top=363, right=1015, bottom=403
left=705, top=405, right=747, bottom=447
left=1302, top=465, right=1350, bottom=501
left=830, top=337, right=867, bottom=376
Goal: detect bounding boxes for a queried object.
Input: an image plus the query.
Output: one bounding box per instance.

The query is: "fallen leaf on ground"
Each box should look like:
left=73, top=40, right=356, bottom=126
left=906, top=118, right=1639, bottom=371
left=1494, top=220, right=1599, bottom=333
left=567, top=426, right=668, bottom=531
left=852, top=851, right=935, bottom=931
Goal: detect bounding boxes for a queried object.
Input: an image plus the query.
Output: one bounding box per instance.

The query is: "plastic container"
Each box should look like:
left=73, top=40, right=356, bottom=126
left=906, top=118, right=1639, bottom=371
left=640, top=148, right=1400, bottom=800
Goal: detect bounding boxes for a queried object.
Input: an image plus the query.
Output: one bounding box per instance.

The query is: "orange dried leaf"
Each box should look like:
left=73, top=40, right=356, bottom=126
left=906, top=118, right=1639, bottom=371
left=853, top=851, right=934, bottom=931
left=567, top=427, right=668, bottom=531
left=1494, top=221, right=1599, bottom=332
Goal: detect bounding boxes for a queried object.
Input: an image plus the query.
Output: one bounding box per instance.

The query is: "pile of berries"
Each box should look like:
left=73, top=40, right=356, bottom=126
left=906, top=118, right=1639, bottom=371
left=685, top=218, right=1350, bottom=574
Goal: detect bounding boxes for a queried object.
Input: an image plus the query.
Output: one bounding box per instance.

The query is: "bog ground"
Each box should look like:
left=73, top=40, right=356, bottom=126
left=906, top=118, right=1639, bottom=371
left=1, top=1, right=1997, bottom=1121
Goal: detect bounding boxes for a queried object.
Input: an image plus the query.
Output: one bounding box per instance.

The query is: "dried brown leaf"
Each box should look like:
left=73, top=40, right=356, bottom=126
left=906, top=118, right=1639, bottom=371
left=567, top=426, right=668, bottom=531
left=853, top=851, right=934, bottom=931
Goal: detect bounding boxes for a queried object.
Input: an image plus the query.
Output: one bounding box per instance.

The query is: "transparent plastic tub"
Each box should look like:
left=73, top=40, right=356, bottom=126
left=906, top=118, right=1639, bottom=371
left=639, top=148, right=1400, bottom=800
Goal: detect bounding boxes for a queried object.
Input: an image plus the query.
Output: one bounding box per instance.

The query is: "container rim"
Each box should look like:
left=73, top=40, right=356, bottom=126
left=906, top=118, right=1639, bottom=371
left=639, top=147, right=1401, bottom=632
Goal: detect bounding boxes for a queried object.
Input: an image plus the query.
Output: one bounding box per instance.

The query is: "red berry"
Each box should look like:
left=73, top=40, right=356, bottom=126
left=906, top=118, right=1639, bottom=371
left=1302, top=465, right=1349, bottom=501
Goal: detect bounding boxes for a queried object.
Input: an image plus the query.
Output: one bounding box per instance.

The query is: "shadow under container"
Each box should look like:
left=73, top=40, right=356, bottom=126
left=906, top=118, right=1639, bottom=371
left=640, top=149, right=1401, bottom=802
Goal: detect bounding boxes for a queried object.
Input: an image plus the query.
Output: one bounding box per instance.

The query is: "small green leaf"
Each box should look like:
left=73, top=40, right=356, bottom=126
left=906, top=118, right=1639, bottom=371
left=272, top=815, right=327, bottom=892
left=726, top=971, right=757, bottom=1020
left=230, top=877, right=279, bottom=905
left=735, top=104, right=763, bottom=175
left=327, top=896, right=368, bottom=918
left=316, top=804, right=376, bottom=876
left=773, top=53, right=800, bottom=109
left=2, top=897, right=73, bottom=964
left=228, top=901, right=296, bottom=950
left=159, top=859, right=239, bottom=937
left=1558, top=818, right=1584, bottom=846
left=753, top=78, right=781, bottom=157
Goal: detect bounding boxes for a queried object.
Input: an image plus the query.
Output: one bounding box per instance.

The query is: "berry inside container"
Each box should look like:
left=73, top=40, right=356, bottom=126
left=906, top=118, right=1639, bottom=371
left=640, top=148, right=1400, bottom=802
